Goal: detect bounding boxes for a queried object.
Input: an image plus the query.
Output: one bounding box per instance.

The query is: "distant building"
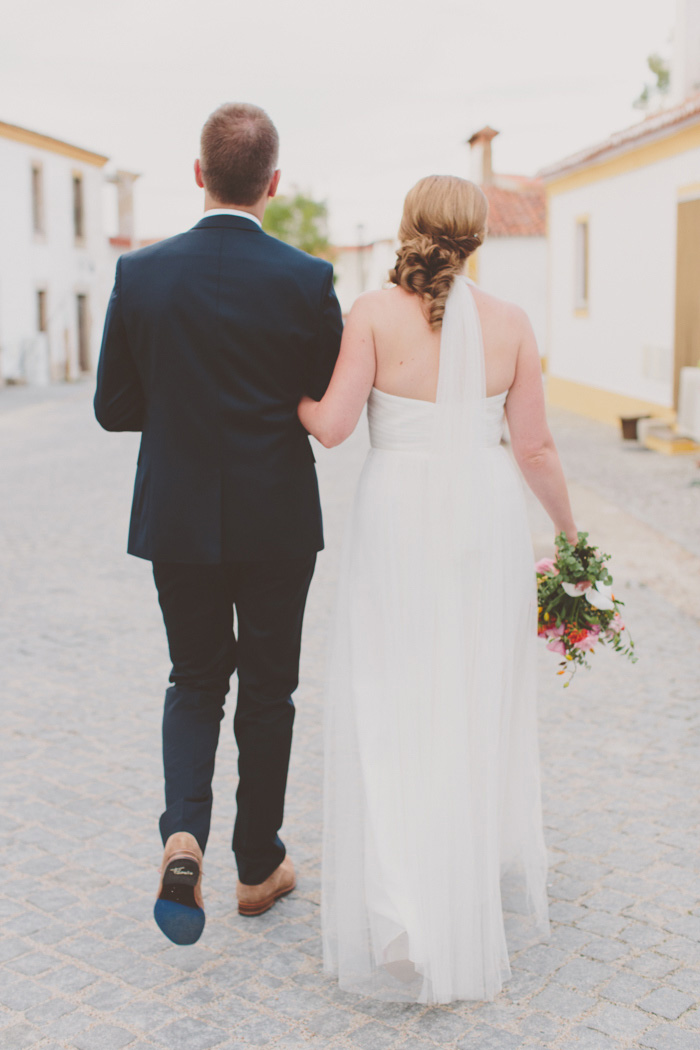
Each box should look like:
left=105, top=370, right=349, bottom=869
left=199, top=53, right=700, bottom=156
left=668, top=0, right=700, bottom=105
left=332, top=238, right=396, bottom=315
left=468, top=127, right=548, bottom=356
left=106, top=169, right=142, bottom=265
left=0, top=120, right=112, bottom=385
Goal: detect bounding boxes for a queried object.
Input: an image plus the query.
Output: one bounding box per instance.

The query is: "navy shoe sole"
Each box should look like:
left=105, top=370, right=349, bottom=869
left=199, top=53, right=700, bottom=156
left=154, top=858, right=205, bottom=945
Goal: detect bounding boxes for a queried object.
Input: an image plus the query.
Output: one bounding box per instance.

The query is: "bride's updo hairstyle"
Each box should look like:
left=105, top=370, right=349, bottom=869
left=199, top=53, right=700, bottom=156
left=389, top=175, right=488, bottom=329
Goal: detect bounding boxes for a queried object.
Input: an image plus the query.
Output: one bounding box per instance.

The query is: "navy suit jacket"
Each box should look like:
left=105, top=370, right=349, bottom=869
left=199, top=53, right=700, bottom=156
left=94, top=214, right=343, bottom=563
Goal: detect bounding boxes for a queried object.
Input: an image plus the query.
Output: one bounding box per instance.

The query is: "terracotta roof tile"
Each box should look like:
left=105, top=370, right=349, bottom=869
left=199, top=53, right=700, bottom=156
left=482, top=184, right=546, bottom=237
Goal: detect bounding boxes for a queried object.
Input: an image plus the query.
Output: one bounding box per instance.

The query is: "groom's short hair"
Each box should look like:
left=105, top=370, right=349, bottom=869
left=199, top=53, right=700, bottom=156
left=200, top=103, right=279, bottom=206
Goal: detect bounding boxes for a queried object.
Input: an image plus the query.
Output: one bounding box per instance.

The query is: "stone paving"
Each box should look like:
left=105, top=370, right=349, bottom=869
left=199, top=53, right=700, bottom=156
left=1, top=381, right=699, bottom=1050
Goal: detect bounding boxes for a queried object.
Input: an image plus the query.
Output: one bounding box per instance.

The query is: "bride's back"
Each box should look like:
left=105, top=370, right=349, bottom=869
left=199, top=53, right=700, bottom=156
left=370, top=282, right=523, bottom=402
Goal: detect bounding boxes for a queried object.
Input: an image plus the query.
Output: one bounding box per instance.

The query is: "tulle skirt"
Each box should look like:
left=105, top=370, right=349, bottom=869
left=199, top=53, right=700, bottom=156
left=321, top=444, right=550, bottom=1004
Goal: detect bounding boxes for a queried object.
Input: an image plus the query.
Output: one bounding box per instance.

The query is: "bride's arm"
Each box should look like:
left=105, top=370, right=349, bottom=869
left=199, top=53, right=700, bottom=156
left=505, top=309, right=578, bottom=544
left=298, top=294, right=376, bottom=448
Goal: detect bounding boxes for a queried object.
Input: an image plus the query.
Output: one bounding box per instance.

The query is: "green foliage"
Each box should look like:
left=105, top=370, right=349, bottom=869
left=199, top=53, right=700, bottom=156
left=553, top=530, right=612, bottom=587
left=263, top=192, right=335, bottom=260
left=538, top=531, right=637, bottom=687
left=634, top=52, right=671, bottom=110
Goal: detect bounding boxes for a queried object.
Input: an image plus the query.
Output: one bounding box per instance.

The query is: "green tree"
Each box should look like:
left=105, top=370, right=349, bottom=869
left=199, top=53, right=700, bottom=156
left=634, top=52, right=671, bottom=110
left=263, top=192, right=335, bottom=260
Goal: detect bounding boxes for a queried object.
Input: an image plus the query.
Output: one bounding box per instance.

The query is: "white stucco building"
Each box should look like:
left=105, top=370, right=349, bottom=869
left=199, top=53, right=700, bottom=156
left=468, top=127, right=548, bottom=356
left=0, top=121, right=113, bottom=385
left=539, top=0, right=700, bottom=425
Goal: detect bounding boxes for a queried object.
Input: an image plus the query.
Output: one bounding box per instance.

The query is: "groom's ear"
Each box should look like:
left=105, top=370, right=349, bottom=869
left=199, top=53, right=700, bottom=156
left=268, top=169, right=281, bottom=199
left=194, top=158, right=205, bottom=190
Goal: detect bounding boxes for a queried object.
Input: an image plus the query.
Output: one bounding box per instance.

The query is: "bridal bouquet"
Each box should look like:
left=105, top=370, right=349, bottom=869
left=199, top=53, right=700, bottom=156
left=536, top=531, right=637, bottom=686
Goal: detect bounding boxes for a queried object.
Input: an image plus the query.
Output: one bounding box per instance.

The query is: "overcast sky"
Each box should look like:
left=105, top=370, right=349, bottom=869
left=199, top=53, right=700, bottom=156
left=3, top=0, right=675, bottom=244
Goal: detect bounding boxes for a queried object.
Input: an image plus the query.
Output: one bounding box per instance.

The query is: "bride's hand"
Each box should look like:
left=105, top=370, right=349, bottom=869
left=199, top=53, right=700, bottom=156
left=298, top=395, right=318, bottom=435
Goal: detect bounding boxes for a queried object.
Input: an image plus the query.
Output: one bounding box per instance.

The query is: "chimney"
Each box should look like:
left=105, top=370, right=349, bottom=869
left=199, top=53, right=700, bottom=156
left=106, top=170, right=140, bottom=246
left=671, top=0, right=700, bottom=102
left=466, top=126, right=499, bottom=186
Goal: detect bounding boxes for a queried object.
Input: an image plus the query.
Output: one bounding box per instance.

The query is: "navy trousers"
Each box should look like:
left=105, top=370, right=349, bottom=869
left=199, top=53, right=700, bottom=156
left=152, top=555, right=316, bottom=885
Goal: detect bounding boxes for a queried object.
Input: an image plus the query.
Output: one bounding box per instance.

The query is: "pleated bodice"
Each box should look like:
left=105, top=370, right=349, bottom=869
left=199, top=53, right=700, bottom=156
left=367, top=386, right=508, bottom=452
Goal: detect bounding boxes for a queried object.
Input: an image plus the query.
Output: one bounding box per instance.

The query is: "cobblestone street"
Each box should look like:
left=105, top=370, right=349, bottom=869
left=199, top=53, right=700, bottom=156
left=1, top=380, right=699, bottom=1050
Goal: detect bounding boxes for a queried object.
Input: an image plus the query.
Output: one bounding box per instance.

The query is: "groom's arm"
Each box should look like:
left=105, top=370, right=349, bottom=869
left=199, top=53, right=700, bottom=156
left=94, top=257, right=146, bottom=432
left=305, top=264, right=343, bottom=401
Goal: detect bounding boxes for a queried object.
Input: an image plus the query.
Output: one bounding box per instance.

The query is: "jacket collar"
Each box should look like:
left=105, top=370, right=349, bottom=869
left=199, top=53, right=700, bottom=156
left=192, top=214, right=262, bottom=233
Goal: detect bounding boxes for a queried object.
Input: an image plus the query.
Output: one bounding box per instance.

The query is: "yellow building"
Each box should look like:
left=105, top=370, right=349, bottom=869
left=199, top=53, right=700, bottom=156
left=540, top=93, right=700, bottom=428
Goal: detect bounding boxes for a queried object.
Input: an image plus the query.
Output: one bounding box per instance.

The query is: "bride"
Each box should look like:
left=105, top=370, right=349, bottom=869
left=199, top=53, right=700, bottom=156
left=298, top=175, right=578, bottom=1004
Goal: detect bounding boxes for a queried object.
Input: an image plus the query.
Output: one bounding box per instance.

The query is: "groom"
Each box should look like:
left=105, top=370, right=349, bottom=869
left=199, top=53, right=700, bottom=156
left=94, top=102, right=343, bottom=941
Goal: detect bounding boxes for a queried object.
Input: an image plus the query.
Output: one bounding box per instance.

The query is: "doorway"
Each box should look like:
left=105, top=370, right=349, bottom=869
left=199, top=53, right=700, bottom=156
left=673, top=198, right=700, bottom=407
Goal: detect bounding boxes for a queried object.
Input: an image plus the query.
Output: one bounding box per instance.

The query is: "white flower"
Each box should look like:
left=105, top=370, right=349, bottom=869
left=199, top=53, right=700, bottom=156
left=584, top=580, right=615, bottom=611
left=561, top=580, right=592, bottom=598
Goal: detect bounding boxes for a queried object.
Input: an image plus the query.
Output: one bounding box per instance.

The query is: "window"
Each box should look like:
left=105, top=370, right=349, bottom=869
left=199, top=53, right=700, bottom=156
left=76, top=294, right=90, bottom=371
left=574, top=219, right=589, bottom=311
left=31, top=164, right=44, bottom=235
left=73, top=173, right=85, bottom=240
left=37, top=289, right=47, bottom=332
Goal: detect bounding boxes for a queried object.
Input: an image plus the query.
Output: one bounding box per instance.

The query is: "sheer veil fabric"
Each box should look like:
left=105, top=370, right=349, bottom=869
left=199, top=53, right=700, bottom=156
left=322, top=276, right=550, bottom=1004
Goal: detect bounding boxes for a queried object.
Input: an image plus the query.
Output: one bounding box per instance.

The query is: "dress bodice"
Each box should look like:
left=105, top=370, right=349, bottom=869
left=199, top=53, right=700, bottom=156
left=367, top=386, right=508, bottom=452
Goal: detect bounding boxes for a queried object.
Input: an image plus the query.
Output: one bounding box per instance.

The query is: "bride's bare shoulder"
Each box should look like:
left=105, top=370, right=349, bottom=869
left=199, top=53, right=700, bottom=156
left=345, top=285, right=413, bottom=326
left=351, top=284, right=415, bottom=315
left=470, top=284, right=530, bottom=335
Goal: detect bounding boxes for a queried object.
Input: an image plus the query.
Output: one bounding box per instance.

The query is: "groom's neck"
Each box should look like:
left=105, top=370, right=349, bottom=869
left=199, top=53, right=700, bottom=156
left=204, top=190, right=266, bottom=225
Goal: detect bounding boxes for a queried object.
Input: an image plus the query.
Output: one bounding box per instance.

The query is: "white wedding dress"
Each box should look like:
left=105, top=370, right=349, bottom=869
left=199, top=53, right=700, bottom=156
left=321, top=276, right=550, bottom=1004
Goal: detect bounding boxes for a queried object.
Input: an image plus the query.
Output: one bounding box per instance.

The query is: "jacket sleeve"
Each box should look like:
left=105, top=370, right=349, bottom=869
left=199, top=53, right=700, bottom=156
left=94, top=257, right=145, bottom=432
left=306, top=263, right=343, bottom=401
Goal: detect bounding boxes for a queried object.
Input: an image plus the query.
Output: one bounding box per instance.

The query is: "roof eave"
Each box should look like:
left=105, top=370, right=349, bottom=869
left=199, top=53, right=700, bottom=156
left=0, top=120, right=110, bottom=167
left=538, top=108, right=700, bottom=184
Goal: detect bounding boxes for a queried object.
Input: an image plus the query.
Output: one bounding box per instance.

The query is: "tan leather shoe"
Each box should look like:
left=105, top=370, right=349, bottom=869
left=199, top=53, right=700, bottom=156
left=237, top=854, right=296, bottom=916
left=154, top=832, right=206, bottom=944
left=158, top=832, right=204, bottom=908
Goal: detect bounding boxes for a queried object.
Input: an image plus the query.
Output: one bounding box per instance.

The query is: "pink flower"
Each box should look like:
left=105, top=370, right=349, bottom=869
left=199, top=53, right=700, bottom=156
left=575, top=632, right=599, bottom=651
left=546, top=623, right=566, bottom=637
left=536, top=558, right=558, bottom=574
left=604, top=613, right=625, bottom=640
left=546, top=637, right=567, bottom=655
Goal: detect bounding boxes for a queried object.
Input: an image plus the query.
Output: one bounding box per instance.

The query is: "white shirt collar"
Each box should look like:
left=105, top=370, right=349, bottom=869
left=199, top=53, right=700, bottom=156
left=202, top=208, right=262, bottom=229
